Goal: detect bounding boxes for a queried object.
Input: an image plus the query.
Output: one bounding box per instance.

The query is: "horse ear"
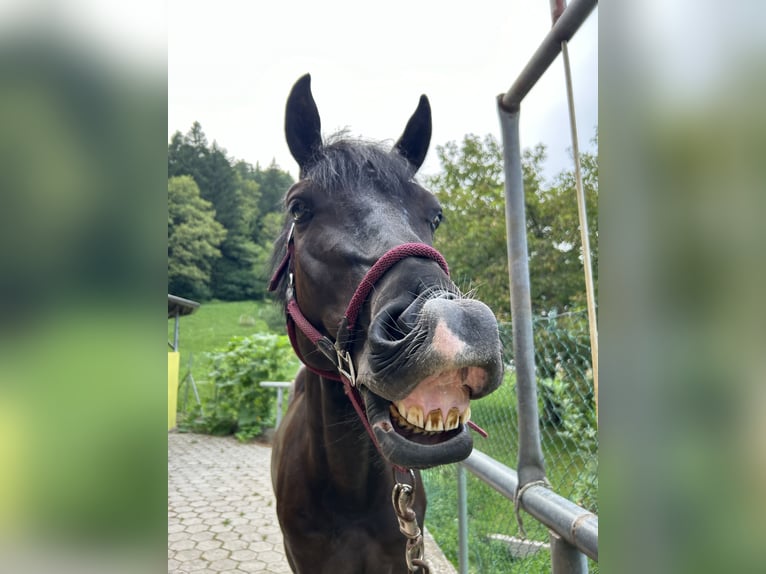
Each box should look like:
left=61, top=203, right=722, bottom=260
left=285, top=74, right=322, bottom=172
left=394, top=95, right=432, bottom=172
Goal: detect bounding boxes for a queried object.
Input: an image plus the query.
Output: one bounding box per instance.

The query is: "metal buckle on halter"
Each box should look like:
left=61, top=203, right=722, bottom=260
left=285, top=223, right=296, bottom=299
left=286, top=272, right=294, bottom=300
left=286, top=221, right=295, bottom=244
left=335, top=346, right=357, bottom=387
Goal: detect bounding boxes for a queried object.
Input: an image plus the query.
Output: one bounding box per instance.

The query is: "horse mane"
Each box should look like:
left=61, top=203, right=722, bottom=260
left=268, top=133, right=419, bottom=303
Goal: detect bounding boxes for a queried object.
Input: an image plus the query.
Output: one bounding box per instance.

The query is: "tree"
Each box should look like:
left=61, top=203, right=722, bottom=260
left=428, top=135, right=511, bottom=320
left=168, top=124, right=263, bottom=300
left=252, top=159, right=294, bottom=220
left=233, top=159, right=294, bottom=245
left=427, top=133, right=598, bottom=319
left=168, top=176, right=226, bottom=299
left=527, top=139, right=598, bottom=311
left=231, top=158, right=295, bottom=296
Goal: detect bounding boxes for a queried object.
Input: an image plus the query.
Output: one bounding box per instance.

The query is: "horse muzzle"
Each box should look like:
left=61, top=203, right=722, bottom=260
left=357, top=295, right=504, bottom=469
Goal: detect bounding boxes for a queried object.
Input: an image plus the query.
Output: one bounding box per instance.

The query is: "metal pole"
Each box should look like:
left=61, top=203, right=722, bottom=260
left=500, top=0, right=597, bottom=112
left=276, top=387, right=284, bottom=428
left=457, top=464, right=469, bottom=574
left=173, top=309, right=180, bottom=351
left=497, top=102, right=546, bottom=486
left=260, top=382, right=293, bottom=428
left=549, top=0, right=567, bottom=24
left=561, top=38, right=599, bottom=417
left=551, top=532, right=588, bottom=574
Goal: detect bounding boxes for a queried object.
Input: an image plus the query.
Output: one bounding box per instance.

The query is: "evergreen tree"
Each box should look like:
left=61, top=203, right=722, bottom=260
left=167, top=176, right=226, bottom=300
left=168, top=124, right=295, bottom=300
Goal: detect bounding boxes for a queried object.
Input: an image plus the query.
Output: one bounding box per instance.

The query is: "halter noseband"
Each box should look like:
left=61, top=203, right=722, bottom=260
left=268, top=221, right=450, bottom=462
left=269, top=222, right=450, bottom=383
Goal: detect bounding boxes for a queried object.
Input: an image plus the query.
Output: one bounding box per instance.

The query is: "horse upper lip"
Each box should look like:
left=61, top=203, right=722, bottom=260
left=390, top=402, right=471, bottom=432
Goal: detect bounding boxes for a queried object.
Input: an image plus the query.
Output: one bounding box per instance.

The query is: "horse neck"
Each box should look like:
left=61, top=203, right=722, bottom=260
left=303, top=370, right=392, bottom=502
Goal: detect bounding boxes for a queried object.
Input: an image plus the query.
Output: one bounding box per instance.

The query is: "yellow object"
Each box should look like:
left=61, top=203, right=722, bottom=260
left=168, top=352, right=180, bottom=430
left=0, top=400, right=25, bottom=531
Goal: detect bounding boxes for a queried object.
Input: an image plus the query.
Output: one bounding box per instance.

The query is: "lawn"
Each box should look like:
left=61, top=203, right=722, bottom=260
left=168, top=299, right=286, bottom=407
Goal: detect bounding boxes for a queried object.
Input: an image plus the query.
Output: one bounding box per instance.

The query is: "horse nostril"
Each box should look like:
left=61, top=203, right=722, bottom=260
left=370, top=299, right=423, bottom=346
left=375, top=314, right=406, bottom=343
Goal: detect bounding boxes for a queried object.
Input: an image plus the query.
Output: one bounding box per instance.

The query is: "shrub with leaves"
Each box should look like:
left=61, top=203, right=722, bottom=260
left=539, top=375, right=598, bottom=512
left=183, top=333, right=298, bottom=441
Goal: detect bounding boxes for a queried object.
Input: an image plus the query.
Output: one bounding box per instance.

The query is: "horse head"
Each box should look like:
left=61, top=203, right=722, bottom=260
left=271, top=74, right=503, bottom=470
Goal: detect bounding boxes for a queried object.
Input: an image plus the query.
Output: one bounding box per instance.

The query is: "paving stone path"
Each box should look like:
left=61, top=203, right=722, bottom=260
left=168, top=432, right=456, bottom=573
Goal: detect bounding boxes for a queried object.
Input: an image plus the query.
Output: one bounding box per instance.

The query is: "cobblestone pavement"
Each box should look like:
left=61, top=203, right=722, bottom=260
left=168, top=432, right=456, bottom=574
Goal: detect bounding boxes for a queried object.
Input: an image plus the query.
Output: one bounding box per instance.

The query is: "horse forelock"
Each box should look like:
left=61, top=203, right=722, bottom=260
left=305, top=134, right=415, bottom=197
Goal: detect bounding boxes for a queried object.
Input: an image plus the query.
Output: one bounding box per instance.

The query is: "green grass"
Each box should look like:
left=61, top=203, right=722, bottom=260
left=168, top=299, right=286, bottom=408
left=168, top=300, right=283, bottom=379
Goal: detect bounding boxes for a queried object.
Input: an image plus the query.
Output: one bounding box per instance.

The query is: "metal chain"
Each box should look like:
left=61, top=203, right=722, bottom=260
left=392, top=470, right=431, bottom=574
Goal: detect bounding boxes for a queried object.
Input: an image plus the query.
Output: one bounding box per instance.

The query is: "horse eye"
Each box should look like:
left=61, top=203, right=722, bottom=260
left=289, top=200, right=311, bottom=223
left=430, top=212, right=443, bottom=231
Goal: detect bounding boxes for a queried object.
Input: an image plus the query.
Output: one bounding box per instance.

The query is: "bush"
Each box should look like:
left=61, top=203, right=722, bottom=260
left=256, top=302, right=288, bottom=332
left=181, top=333, right=299, bottom=441
left=538, top=375, right=598, bottom=512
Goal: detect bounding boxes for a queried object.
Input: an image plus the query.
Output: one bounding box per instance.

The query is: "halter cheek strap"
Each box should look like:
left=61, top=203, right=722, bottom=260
left=269, top=222, right=449, bottom=381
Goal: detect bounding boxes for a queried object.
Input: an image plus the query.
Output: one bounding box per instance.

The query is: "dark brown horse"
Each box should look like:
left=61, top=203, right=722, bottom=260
left=269, top=74, right=504, bottom=573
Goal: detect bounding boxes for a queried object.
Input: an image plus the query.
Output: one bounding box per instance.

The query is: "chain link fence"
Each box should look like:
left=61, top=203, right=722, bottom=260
left=422, top=309, right=598, bottom=573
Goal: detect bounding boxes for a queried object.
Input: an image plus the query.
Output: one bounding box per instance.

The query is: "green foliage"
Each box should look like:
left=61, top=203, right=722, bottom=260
left=167, top=175, right=226, bottom=300
left=500, top=311, right=595, bottom=430
left=210, top=233, right=262, bottom=301
left=181, top=333, right=298, bottom=441
left=428, top=133, right=598, bottom=318
left=532, top=311, right=594, bottom=384
left=429, top=135, right=510, bottom=320
left=168, top=300, right=287, bottom=388
left=527, top=140, right=599, bottom=312
left=234, top=158, right=294, bottom=237
left=539, top=375, right=598, bottom=513
left=168, top=123, right=294, bottom=301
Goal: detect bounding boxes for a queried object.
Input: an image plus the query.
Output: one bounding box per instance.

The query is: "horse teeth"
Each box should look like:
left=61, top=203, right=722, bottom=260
left=459, top=406, right=471, bottom=424
left=405, top=406, right=424, bottom=428
left=425, top=410, right=444, bottom=432
left=397, top=401, right=407, bottom=418
left=390, top=404, right=409, bottom=428
left=445, top=408, right=460, bottom=430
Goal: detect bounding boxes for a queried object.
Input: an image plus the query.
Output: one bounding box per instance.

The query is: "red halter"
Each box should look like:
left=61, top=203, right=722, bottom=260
left=268, top=224, right=447, bottom=454
left=269, top=222, right=450, bottom=378
left=268, top=222, right=486, bottom=465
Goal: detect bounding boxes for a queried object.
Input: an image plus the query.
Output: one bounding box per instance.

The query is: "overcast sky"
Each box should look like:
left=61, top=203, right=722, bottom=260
left=168, top=1, right=597, bottom=181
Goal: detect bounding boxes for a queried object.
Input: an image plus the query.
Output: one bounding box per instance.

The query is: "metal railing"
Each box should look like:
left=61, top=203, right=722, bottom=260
left=451, top=1, right=599, bottom=572
left=458, top=451, right=598, bottom=562
left=259, top=381, right=292, bottom=428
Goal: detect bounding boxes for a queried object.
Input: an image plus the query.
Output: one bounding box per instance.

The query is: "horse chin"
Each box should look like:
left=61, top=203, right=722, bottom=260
left=361, top=386, right=474, bottom=470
